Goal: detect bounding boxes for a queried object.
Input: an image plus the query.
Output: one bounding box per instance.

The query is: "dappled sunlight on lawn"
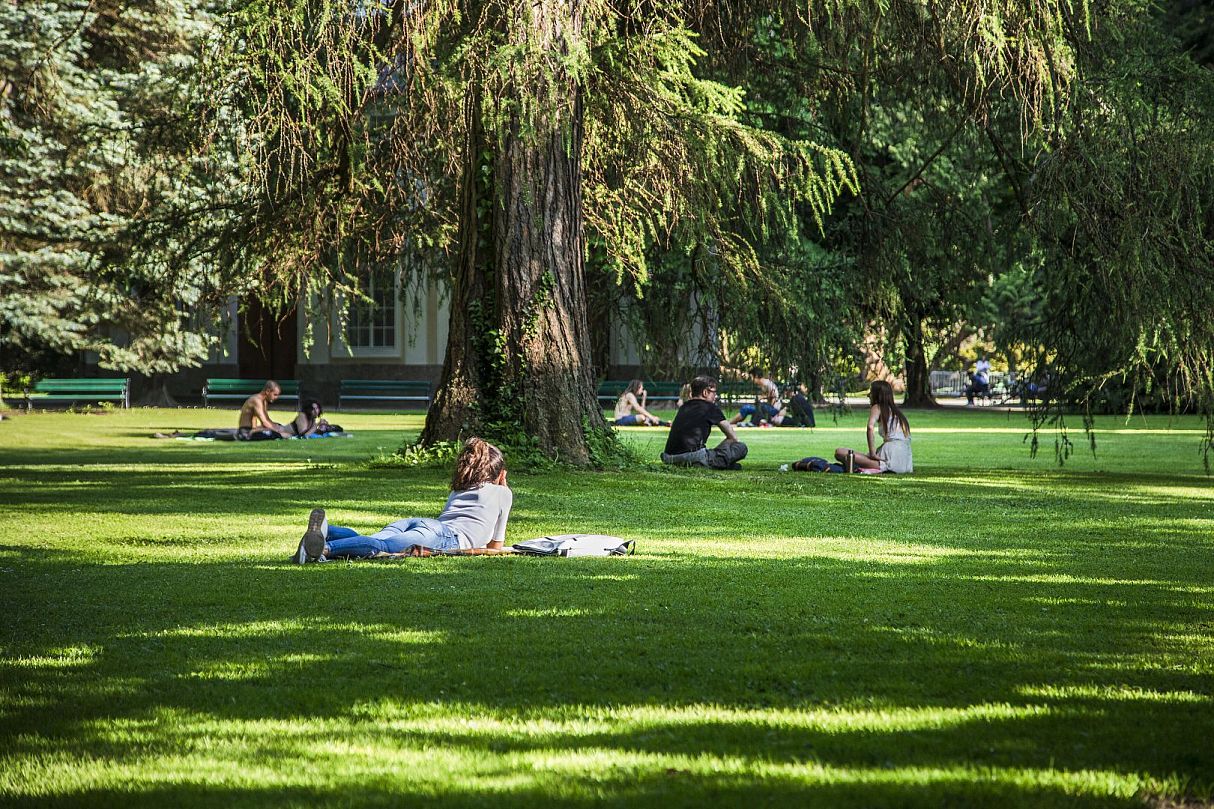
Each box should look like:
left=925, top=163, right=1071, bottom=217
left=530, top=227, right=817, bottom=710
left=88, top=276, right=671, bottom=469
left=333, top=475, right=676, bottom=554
left=1, top=409, right=1212, bottom=806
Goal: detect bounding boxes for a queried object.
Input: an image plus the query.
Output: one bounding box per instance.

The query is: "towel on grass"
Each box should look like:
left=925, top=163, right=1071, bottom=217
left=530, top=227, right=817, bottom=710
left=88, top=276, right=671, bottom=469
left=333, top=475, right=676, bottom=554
left=367, top=535, right=636, bottom=560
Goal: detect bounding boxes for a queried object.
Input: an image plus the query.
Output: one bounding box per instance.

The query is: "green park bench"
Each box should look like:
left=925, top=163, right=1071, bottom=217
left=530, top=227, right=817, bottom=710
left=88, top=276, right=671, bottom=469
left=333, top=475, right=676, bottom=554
left=718, top=379, right=754, bottom=404
left=338, top=379, right=432, bottom=409
left=596, top=380, right=683, bottom=405
left=25, top=378, right=130, bottom=410
left=644, top=382, right=682, bottom=403
left=202, top=379, right=300, bottom=408
left=596, top=380, right=631, bottom=404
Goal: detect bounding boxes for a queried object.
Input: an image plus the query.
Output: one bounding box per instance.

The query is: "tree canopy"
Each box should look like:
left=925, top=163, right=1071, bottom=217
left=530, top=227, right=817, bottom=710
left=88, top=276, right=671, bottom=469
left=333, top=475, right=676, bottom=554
left=2, top=0, right=1210, bottom=463
left=0, top=0, right=236, bottom=372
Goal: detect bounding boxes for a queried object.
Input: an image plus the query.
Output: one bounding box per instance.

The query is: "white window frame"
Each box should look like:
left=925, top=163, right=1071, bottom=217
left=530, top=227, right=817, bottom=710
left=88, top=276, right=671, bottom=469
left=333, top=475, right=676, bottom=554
left=332, top=265, right=402, bottom=359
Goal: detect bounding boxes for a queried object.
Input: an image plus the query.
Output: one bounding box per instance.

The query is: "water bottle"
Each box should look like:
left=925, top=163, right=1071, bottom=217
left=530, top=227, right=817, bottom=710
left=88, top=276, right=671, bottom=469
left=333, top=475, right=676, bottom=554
left=846, top=449, right=855, bottom=474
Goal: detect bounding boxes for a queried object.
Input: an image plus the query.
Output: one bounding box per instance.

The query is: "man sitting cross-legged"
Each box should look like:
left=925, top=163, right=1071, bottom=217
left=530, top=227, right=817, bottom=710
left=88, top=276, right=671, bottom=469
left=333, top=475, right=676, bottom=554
left=660, top=375, right=748, bottom=469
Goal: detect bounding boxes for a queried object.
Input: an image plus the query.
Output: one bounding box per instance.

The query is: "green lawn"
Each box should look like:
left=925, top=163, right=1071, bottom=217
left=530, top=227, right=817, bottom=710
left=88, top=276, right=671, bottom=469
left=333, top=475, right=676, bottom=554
left=1, top=407, right=1211, bottom=807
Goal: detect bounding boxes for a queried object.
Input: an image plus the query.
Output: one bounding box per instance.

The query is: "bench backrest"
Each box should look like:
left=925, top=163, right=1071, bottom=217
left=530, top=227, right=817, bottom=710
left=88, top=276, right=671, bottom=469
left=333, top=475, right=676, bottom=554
left=597, top=380, right=683, bottom=402
left=596, top=380, right=631, bottom=399
left=33, top=379, right=128, bottom=393
left=645, top=382, right=682, bottom=399
left=204, top=379, right=300, bottom=395
left=339, top=380, right=431, bottom=393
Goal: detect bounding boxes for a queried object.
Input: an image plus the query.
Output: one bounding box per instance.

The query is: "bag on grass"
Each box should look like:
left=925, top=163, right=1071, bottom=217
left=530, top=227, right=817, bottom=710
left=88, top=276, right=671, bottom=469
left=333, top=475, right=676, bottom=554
left=511, top=534, right=636, bottom=557
left=791, top=454, right=849, bottom=473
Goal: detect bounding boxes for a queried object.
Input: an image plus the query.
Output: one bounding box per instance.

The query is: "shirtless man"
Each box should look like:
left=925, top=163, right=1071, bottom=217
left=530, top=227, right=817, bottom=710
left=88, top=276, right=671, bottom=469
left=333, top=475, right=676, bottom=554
left=237, top=381, right=290, bottom=440
left=729, top=367, right=782, bottom=426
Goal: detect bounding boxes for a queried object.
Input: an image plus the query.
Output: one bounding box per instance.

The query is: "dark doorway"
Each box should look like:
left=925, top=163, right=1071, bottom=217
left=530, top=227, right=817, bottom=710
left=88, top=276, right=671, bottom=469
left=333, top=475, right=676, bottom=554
left=237, top=298, right=298, bottom=380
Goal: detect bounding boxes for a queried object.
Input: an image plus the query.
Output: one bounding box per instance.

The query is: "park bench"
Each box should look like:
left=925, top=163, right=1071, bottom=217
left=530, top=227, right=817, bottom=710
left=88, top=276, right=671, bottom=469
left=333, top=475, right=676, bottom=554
left=202, top=379, right=300, bottom=408
left=25, top=378, right=130, bottom=410
left=644, top=382, right=682, bottom=403
left=596, top=380, right=682, bottom=406
left=338, top=379, right=432, bottom=409
left=596, top=380, right=630, bottom=404
left=718, top=379, right=758, bottom=404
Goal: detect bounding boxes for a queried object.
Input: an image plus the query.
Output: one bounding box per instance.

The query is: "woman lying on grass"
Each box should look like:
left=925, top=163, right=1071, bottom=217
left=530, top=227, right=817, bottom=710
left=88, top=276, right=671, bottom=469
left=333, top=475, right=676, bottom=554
left=293, top=438, right=512, bottom=563
left=834, top=380, right=913, bottom=473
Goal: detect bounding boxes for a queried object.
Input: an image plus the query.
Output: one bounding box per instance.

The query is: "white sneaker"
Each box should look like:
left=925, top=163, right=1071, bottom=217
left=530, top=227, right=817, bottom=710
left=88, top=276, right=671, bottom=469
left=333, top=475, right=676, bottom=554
left=778, top=463, right=790, bottom=472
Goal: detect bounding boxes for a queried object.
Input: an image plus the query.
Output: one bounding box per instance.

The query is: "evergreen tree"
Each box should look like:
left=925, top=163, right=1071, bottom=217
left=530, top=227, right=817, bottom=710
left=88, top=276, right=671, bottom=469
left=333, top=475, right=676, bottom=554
left=0, top=1, right=234, bottom=375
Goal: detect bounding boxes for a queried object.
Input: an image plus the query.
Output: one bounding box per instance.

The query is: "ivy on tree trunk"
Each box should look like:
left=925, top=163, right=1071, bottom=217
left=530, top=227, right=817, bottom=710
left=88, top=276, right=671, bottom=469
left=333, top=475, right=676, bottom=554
left=421, top=4, right=606, bottom=463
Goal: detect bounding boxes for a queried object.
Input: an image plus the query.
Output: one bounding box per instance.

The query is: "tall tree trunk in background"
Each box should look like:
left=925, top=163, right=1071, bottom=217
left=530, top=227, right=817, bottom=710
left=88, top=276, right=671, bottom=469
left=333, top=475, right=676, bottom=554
left=420, top=95, right=491, bottom=447
left=422, top=3, right=606, bottom=463
left=902, top=311, right=937, bottom=407
left=136, top=374, right=179, bottom=407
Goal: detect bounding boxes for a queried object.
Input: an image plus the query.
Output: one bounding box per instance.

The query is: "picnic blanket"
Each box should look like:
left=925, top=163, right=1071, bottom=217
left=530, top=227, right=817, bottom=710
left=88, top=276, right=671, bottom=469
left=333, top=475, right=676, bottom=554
left=161, top=430, right=353, bottom=441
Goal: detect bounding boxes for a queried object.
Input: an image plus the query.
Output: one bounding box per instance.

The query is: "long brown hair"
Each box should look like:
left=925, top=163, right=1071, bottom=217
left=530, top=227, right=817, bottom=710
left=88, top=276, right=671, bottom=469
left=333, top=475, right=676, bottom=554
left=450, top=438, right=505, bottom=491
left=618, top=379, right=643, bottom=407
left=869, top=380, right=910, bottom=435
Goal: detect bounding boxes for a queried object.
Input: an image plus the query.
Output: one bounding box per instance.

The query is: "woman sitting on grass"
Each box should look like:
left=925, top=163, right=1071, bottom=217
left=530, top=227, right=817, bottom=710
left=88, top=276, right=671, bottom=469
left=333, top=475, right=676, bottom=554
left=293, top=438, right=512, bottom=563
left=613, top=379, right=667, bottom=426
left=833, top=380, right=913, bottom=473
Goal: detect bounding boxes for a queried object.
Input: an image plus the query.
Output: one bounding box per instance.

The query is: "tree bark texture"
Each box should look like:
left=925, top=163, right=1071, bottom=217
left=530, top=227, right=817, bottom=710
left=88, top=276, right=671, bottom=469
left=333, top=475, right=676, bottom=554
left=420, top=92, right=489, bottom=447
left=422, top=3, right=607, bottom=463
left=902, top=312, right=938, bottom=407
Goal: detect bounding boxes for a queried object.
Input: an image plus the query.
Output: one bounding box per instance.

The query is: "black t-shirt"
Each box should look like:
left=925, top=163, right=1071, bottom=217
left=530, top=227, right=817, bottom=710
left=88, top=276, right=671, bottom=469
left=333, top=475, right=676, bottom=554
left=664, top=398, right=727, bottom=454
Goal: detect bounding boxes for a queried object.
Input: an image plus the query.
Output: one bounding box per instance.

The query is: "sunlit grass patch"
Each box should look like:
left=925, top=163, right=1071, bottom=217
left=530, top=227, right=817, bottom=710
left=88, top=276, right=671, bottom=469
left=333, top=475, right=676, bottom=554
left=0, top=408, right=1211, bottom=806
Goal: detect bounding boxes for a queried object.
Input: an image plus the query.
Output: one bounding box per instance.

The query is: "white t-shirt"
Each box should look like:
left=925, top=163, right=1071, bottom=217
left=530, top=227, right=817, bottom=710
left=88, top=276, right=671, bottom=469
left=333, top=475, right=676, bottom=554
left=438, top=483, right=513, bottom=549
left=975, top=358, right=991, bottom=383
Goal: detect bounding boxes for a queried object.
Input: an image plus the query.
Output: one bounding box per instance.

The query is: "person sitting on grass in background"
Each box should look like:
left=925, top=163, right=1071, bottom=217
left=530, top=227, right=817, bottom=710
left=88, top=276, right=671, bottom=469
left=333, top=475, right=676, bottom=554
left=156, top=380, right=292, bottom=440
left=293, top=438, right=512, bottom=563
left=661, top=376, right=748, bottom=469
left=290, top=398, right=341, bottom=437
left=730, top=367, right=782, bottom=426
left=833, top=380, right=913, bottom=473
left=237, top=380, right=291, bottom=440
left=613, top=379, right=668, bottom=426
left=675, top=382, right=692, bottom=409
left=769, top=379, right=816, bottom=428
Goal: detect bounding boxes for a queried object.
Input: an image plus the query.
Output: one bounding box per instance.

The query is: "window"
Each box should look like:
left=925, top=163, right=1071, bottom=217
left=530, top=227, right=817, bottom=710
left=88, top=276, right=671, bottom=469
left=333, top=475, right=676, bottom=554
left=344, top=269, right=397, bottom=350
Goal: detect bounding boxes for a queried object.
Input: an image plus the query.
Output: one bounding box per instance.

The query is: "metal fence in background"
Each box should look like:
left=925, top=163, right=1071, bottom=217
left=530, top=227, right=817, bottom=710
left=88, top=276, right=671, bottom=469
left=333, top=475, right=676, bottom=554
left=930, top=370, right=1007, bottom=399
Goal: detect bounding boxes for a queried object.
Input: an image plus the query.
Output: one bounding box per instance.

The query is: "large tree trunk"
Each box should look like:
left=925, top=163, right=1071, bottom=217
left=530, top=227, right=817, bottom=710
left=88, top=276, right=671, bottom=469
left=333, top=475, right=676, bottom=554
left=420, top=95, right=491, bottom=446
left=902, top=312, right=937, bottom=408
left=422, top=3, right=606, bottom=463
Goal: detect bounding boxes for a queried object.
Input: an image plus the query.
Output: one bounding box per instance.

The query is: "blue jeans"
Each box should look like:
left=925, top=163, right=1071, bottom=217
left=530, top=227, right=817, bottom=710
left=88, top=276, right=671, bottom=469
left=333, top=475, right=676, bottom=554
left=738, top=403, right=778, bottom=423
left=324, top=518, right=461, bottom=559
